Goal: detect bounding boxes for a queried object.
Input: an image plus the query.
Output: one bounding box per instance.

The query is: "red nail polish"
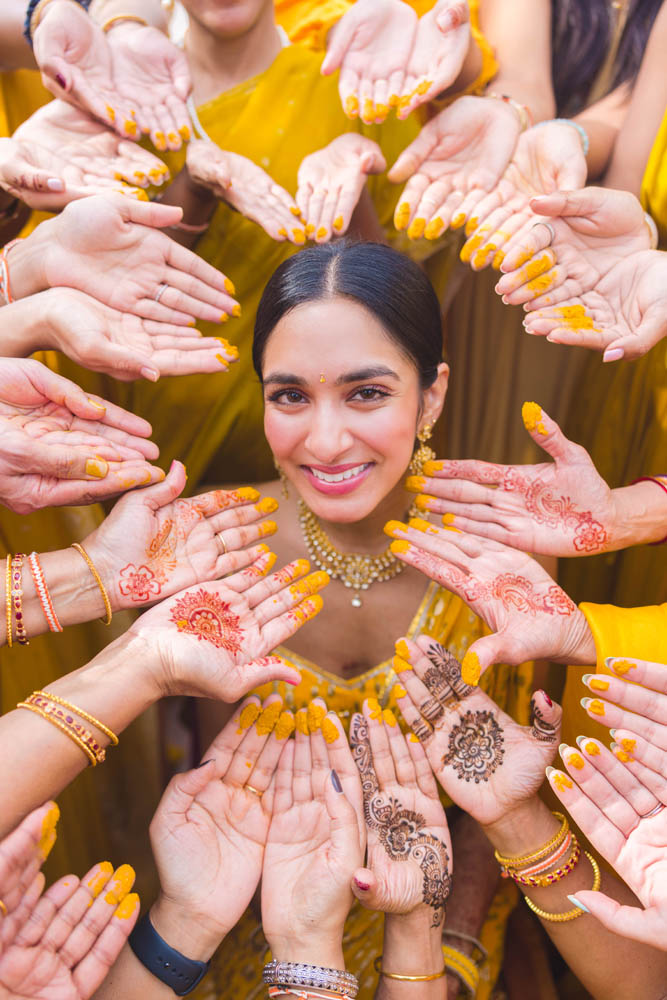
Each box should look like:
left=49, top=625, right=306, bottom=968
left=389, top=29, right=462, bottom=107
left=55, top=73, right=66, bottom=88
left=540, top=690, right=553, bottom=707
left=354, top=878, right=370, bottom=891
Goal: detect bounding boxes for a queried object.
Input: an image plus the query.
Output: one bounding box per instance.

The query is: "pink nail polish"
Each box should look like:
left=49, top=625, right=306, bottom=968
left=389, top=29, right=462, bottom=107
left=540, top=690, right=553, bottom=706
left=354, top=878, right=370, bottom=891
left=55, top=73, right=66, bottom=89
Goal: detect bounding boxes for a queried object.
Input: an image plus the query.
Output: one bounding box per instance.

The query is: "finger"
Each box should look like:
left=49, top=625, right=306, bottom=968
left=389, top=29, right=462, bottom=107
left=557, top=746, right=642, bottom=835
left=363, top=697, right=396, bottom=789
left=545, top=767, right=625, bottom=856
left=293, top=705, right=313, bottom=802
left=221, top=546, right=277, bottom=588
left=226, top=694, right=284, bottom=789
left=251, top=570, right=329, bottom=627
left=191, top=485, right=260, bottom=518
left=321, top=711, right=365, bottom=833
left=495, top=248, right=557, bottom=296
left=249, top=708, right=295, bottom=794
left=582, top=673, right=667, bottom=728
left=71, top=892, right=140, bottom=995
left=605, top=305, right=666, bottom=362
left=405, top=728, right=441, bottom=799
left=317, top=185, right=343, bottom=243
left=394, top=682, right=434, bottom=745
left=273, top=738, right=295, bottom=813
left=215, top=519, right=277, bottom=562
left=35, top=462, right=165, bottom=509
left=566, top=739, right=659, bottom=819
left=581, top=697, right=667, bottom=751
left=358, top=76, right=375, bottom=125
left=608, top=753, right=667, bottom=806
left=566, top=892, right=664, bottom=952
left=606, top=657, right=667, bottom=696
left=605, top=729, right=665, bottom=777
left=259, top=595, right=324, bottom=649
left=384, top=710, right=418, bottom=787
left=309, top=699, right=332, bottom=799
left=393, top=173, right=430, bottom=231
left=372, top=79, right=389, bottom=123
left=55, top=864, right=137, bottom=969
left=393, top=640, right=450, bottom=721
left=324, top=767, right=363, bottom=867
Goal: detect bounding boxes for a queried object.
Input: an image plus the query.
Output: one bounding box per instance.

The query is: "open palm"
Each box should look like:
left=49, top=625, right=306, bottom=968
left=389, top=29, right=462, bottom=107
left=398, top=0, right=470, bottom=118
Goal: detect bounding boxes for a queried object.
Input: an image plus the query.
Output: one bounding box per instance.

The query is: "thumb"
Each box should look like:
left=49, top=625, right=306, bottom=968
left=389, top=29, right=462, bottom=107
left=351, top=867, right=384, bottom=910
left=324, top=771, right=362, bottom=862
left=567, top=892, right=653, bottom=946
left=529, top=689, right=562, bottom=744
left=140, top=459, right=186, bottom=511
left=435, top=0, right=469, bottom=31
left=115, top=194, right=183, bottom=229
left=321, top=17, right=355, bottom=75
left=387, top=124, right=438, bottom=183
left=27, top=361, right=110, bottom=421
left=529, top=188, right=599, bottom=219
left=160, top=760, right=217, bottom=820
left=520, top=401, right=579, bottom=464
left=19, top=438, right=110, bottom=482
left=237, top=656, right=301, bottom=693
left=37, top=55, right=72, bottom=94
left=461, top=635, right=510, bottom=686
left=360, top=144, right=387, bottom=176
left=605, top=306, right=667, bottom=362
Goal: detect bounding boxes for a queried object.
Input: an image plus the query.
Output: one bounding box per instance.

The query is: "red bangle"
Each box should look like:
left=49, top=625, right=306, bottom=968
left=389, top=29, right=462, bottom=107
left=11, top=553, right=29, bottom=645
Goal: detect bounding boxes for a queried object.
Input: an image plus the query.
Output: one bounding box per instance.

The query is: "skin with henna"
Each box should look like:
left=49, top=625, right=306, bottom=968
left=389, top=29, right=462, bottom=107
left=392, top=636, right=667, bottom=998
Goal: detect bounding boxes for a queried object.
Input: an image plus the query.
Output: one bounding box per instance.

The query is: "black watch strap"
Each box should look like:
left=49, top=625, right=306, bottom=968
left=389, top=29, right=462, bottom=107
left=129, top=913, right=210, bottom=996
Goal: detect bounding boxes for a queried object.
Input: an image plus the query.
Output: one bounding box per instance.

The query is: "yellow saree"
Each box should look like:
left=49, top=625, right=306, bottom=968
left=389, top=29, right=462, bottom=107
left=195, top=583, right=533, bottom=1000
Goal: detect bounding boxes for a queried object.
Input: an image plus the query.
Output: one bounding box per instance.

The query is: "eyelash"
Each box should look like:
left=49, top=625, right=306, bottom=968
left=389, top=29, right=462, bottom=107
left=267, top=385, right=392, bottom=405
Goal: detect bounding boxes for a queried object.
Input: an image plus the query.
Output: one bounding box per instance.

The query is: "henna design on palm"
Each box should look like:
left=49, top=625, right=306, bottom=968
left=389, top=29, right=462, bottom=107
left=422, top=640, right=475, bottom=702
left=169, top=588, right=244, bottom=651
left=350, top=714, right=452, bottom=926
left=441, top=709, right=505, bottom=783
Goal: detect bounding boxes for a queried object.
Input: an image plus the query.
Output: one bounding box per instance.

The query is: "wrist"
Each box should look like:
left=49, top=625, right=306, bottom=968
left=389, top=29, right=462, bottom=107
left=480, top=796, right=559, bottom=858
left=8, top=223, right=51, bottom=299
left=613, top=481, right=667, bottom=547
left=150, top=895, right=226, bottom=962
left=554, top=608, right=596, bottom=666
left=382, top=909, right=444, bottom=975
left=267, top=935, right=346, bottom=971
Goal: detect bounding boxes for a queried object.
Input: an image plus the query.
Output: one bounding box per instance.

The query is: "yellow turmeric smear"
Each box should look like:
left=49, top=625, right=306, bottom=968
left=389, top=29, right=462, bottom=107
left=393, top=654, right=413, bottom=673
left=394, top=638, right=410, bottom=659
left=393, top=683, right=407, bottom=699
left=525, top=272, right=555, bottom=296
left=321, top=717, right=339, bottom=743
left=516, top=252, right=552, bottom=283
left=550, top=771, right=573, bottom=792
left=237, top=702, right=261, bottom=733
left=424, top=217, right=445, bottom=240
left=513, top=248, right=535, bottom=269
left=461, top=650, right=481, bottom=686
left=394, top=202, right=411, bottom=230
left=295, top=709, right=309, bottom=735
left=307, top=702, right=326, bottom=733
left=566, top=751, right=585, bottom=770
left=554, top=304, right=598, bottom=331
left=115, top=893, right=140, bottom=920
left=256, top=699, right=283, bottom=735
left=407, top=217, right=426, bottom=240
left=38, top=803, right=60, bottom=859
left=275, top=711, right=295, bottom=740
left=382, top=708, right=397, bottom=727
left=87, top=862, right=114, bottom=898
left=416, top=79, right=432, bottom=95
left=104, top=864, right=135, bottom=906
left=460, top=230, right=490, bottom=263
left=521, top=400, right=547, bottom=436
left=367, top=697, right=383, bottom=721
left=472, top=243, right=497, bottom=269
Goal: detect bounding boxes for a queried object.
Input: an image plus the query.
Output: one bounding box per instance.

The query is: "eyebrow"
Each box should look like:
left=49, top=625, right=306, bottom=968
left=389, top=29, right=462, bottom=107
left=263, top=366, right=400, bottom=387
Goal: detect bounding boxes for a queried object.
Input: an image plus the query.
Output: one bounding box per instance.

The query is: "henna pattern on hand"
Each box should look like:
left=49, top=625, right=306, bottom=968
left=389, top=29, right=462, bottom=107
left=423, top=641, right=475, bottom=702
left=350, top=714, right=452, bottom=927
left=419, top=695, right=445, bottom=724
left=529, top=696, right=557, bottom=743
left=441, top=709, right=505, bottom=783
left=169, top=588, right=244, bottom=652
left=118, top=563, right=161, bottom=602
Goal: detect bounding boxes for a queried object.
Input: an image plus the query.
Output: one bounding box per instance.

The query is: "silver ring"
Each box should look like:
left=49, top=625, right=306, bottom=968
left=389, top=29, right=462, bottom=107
left=532, top=221, right=555, bottom=245
left=640, top=803, right=665, bottom=819
left=154, top=283, right=168, bottom=303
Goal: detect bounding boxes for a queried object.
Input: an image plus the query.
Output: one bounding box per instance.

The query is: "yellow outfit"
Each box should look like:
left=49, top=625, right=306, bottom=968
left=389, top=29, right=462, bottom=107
left=194, top=582, right=533, bottom=1000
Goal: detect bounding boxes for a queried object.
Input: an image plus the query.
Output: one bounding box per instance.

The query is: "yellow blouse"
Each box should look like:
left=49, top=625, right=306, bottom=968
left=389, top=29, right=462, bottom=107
left=641, top=104, right=667, bottom=248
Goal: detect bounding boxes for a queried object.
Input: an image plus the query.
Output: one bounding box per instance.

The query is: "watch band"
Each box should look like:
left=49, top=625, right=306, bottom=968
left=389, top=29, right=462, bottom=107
left=128, top=913, right=210, bottom=996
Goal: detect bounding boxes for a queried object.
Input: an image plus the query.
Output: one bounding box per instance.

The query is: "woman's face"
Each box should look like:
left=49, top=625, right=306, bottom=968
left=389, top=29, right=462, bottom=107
left=262, top=297, right=447, bottom=524
left=184, top=0, right=272, bottom=39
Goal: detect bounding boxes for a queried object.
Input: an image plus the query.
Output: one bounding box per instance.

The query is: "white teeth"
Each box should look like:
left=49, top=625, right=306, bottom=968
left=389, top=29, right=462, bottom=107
left=310, top=463, right=368, bottom=483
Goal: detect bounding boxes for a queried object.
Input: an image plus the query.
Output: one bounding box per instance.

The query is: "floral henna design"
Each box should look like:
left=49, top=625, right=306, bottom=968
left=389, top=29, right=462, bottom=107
left=350, top=714, right=451, bottom=927
left=441, top=710, right=505, bottom=783
left=529, top=696, right=557, bottom=743
left=419, top=695, right=445, bottom=724
left=436, top=564, right=576, bottom=619
left=423, top=641, right=475, bottom=701
left=118, top=563, right=161, bottom=602
left=502, top=470, right=608, bottom=554
left=169, top=588, right=244, bottom=652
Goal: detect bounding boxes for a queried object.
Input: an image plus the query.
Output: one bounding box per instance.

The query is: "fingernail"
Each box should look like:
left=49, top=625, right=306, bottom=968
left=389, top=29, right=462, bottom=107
left=232, top=304, right=242, bottom=318
left=405, top=475, right=426, bottom=492
left=588, top=677, right=610, bottom=691
left=86, top=457, right=108, bottom=479
left=292, top=229, right=306, bottom=245
left=307, top=702, right=326, bottom=733
left=603, top=347, right=624, bottom=363
left=607, top=659, right=636, bottom=676
left=389, top=539, right=410, bottom=555
left=521, top=401, right=547, bottom=436
left=567, top=895, right=589, bottom=913
left=114, top=892, right=140, bottom=919
left=316, top=226, right=328, bottom=239
left=56, top=73, right=66, bottom=88
left=168, top=131, right=179, bottom=144
left=196, top=758, right=215, bottom=768
left=87, top=398, right=106, bottom=411
left=540, top=689, right=553, bottom=706
left=179, top=124, right=191, bottom=141
left=275, top=711, right=295, bottom=740
left=354, top=877, right=370, bottom=890
left=407, top=217, right=426, bottom=240
left=256, top=496, right=279, bottom=514
left=104, top=864, right=135, bottom=905
left=331, top=769, right=343, bottom=793
left=224, top=276, right=236, bottom=295
left=581, top=698, right=605, bottom=716
left=140, top=366, right=160, bottom=381
left=333, top=215, right=344, bottom=232
left=47, top=177, right=65, bottom=191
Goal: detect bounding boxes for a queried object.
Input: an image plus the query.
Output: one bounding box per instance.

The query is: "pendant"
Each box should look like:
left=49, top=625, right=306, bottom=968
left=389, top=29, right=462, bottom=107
left=351, top=593, right=362, bottom=608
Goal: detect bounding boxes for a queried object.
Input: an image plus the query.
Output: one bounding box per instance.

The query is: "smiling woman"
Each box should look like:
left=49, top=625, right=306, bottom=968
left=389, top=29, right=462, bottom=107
left=196, top=242, right=534, bottom=1000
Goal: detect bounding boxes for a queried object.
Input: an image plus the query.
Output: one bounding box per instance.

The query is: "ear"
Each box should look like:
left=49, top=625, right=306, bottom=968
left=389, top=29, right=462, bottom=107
left=420, top=362, right=449, bottom=430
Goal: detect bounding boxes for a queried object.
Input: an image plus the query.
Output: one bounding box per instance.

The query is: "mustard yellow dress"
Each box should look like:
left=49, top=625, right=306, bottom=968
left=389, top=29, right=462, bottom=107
left=194, top=583, right=533, bottom=1000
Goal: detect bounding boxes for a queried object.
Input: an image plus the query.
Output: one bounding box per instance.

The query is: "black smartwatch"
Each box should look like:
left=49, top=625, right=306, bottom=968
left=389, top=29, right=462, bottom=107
left=129, top=913, right=210, bottom=996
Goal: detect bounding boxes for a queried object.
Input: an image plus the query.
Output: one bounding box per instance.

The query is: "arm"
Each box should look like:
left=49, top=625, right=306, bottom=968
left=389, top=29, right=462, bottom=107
left=377, top=909, right=446, bottom=999
left=0, top=0, right=37, bottom=69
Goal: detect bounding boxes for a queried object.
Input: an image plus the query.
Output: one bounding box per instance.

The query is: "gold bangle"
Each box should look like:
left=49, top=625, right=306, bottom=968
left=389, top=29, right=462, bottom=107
left=524, top=851, right=601, bottom=923
left=36, top=690, right=118, bottom=746
left=101, top=13, right=148, bottom=31
left=70, top=543, right=112, bottom=626
left=373, top=956, right=445, bottom=981
left=5, top=555, right=12, bottom=648
left=18, top=701, right=97, bottom=766
left=442, top=945, right=479, bottom=993
left=494, top=812, right=568, bottom=868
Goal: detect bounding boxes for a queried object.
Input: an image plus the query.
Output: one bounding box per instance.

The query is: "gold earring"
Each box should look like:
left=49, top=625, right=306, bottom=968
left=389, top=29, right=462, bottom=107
left=273, top=457, right=289, bottom=499
left=409, top=422, right=435, bottom=476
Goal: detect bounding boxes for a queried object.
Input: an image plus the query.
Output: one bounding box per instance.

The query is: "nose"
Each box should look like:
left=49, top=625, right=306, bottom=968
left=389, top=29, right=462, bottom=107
left=304, top=403, right=355, bottom=463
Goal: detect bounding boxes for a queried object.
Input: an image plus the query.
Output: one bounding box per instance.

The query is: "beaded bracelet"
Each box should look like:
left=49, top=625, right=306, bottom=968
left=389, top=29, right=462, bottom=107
left=524, top=851, right=601, bottom=922
left=18, top=700, right=97, bottom=766
left=268, top=990, right=349, bottom=1000
left=5, top=555, right=12, bottom=648
left=532, top=118, right=590, bottom=156
left=495, top=812, right=568, bottom=870
left=71, top=543, right=112, bottom=625
left=27, top=552, right=62, bottom=633
left=263, top=962, right=358, bottom=998
left=11, top=553, right=29, bottom=645
left=512, top=841, right=582, bottom=888
left=37, top=689, right=118, bottom=745
left=21, top=693, right=106, bottom=764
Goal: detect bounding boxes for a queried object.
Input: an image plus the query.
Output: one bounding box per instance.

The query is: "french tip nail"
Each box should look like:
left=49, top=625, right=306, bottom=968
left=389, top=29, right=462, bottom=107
left=567, top=895, right=590, bottom=913
left=545, top=766, right=555, bottom=777
left=331, top=769, right=343, bottom=793
left=196, top=758, right=215, bottom=768
left=602, top=347, right=624, bottom=363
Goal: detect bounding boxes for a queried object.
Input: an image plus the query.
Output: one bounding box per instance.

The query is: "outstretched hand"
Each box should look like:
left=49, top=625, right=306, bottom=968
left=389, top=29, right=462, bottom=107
left=0, top=358, right=162, bottom=514
left=393, top=635, right=561, bottom=827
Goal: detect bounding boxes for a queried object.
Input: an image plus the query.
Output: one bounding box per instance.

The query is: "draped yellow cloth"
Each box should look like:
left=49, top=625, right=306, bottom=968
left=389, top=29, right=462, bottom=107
left=195, top=582, right=533, bottom=1000
left=641, top=105, right=667, bottom=247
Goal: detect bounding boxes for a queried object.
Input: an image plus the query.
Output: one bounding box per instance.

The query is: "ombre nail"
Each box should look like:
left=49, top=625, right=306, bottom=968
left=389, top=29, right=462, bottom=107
left=331, top=769, right=343, bottom=793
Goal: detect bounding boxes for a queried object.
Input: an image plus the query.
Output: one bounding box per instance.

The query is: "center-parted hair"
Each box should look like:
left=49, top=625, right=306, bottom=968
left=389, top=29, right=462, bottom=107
left=253, top=241, right=443, bottom=389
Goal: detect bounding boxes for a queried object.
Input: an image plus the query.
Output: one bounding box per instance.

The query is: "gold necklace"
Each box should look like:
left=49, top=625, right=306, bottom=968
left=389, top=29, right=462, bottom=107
left=298, top=499, right=412, bottom=608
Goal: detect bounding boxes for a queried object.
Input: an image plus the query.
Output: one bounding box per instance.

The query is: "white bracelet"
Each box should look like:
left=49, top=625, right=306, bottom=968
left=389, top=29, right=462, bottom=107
left=532, top=118, right=590, bottom=156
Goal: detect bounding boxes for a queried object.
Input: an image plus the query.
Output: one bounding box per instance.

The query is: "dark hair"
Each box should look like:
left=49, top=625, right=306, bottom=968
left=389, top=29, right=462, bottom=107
left=253, top=241, right=442, bottom=389
left=551, top=0, right=662, bottom=117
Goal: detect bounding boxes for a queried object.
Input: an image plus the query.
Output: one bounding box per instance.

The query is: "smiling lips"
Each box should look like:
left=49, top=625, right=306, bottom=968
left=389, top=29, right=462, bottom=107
left=302, top=462, right=373, bottom=495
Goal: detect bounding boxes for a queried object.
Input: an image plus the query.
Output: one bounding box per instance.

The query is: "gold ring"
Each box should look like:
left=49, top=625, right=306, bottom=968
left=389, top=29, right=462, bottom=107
left=0, top=899, right=7, bottom=917
left=218, top=533, right=228, bottom=555
left=245, top=784, right=263, bottom=798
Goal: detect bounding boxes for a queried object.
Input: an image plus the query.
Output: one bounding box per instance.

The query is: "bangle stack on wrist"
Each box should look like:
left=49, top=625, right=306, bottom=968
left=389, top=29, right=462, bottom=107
left=263, top=961, right=359, bottom=999
left=494, top=811, right=601, bottom=921
left=441, top=930, right=488, bottom=996
left=17, top=689, right=117, bottom=766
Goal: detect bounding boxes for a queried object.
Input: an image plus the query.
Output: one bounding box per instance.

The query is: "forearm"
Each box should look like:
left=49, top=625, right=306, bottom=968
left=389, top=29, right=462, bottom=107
left=4, top=219, right=52, bottom=299
left=0, top=629, right=158, bottom=834
left=0, top=294, right=54, bottom=353
left=157, top=168, right=216, bottom=249
left=575, top=83, right=631, bottom=182
left=483, top=797, right=667, bottom=999
left=0, top=5, right=37, bottom=70
left=375, top=909, right=446, bottom=999
left=89, top=0, right=168, bottom=31
left=610, top=480, right=667, bottom=549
